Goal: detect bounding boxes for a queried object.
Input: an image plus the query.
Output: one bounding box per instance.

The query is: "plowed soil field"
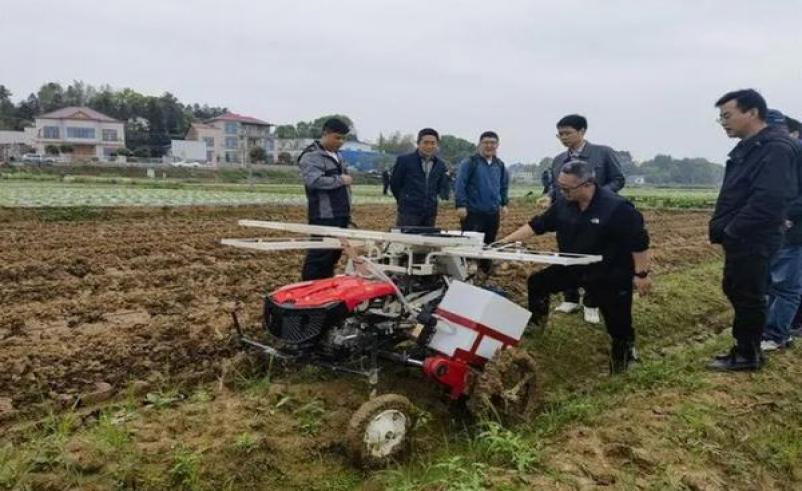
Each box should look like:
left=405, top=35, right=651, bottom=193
left=0, top=204, right=717, bottom=416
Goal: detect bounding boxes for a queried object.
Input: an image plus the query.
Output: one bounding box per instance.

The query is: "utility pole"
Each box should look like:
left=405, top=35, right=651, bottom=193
left=240, top=125, right=252, bottom=189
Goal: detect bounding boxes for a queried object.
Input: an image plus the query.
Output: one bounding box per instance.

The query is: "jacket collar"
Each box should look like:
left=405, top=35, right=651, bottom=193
left=472, top=152, right=501, bottom=166
left=729, top=125, right=784, bottom=158
left=414, top=151, right=444, bottom=166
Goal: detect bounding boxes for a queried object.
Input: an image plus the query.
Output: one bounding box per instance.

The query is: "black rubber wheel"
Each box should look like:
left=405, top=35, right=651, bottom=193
left=467, top=347, right=539, bottom=423
left=345, top=394, right=415, bottom=468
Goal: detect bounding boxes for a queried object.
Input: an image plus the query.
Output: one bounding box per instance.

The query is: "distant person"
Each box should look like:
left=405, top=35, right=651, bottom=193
left=545, top=114, right=626, bottom=325
left=762, top=111, right=802, bottom=351
left=541, top=168, right=552, bottom=195
left=381, top=169, right=391, bottom=195
left=298, top=118, right=353, bottom=280
left=499, top=160, right=651, bottom=374
left=454, top=131, right=510, bottom=274
left=708, top=90, right=798, bottom=371
left=390, top=128, right=450, bottom=227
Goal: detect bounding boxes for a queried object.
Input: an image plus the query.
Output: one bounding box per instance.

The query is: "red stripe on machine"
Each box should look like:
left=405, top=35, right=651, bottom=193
left=434, top=308, right=519, bottom=346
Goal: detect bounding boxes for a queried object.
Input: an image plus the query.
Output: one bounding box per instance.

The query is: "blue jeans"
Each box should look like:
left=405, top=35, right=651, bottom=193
left=764, top=245, right=802, bottom=343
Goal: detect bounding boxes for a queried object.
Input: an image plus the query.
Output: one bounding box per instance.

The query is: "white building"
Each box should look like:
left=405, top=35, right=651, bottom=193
left=0, top=129, right=36, bottom=161
left=34, top=106, right=125, bottom=161
left=170, top=140, right=208, bottom=162
left=273, top=138, right=315, bottom=163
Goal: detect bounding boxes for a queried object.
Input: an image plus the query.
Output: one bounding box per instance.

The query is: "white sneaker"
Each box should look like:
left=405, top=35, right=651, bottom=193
left=583, top=307, right=601, bottom=324
left=554, top=302, right=580, bottom=314
left=760, top=339, right=785, bottom=352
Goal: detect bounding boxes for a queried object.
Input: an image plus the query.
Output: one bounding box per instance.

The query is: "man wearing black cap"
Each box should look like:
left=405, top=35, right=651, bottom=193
left=500, top=159, right=651, bottom=374
left=390, top=128, right=450, bottom=227
left=708, top=90, right=799, bottom=371
left=298, top=118, right=353, bottom=280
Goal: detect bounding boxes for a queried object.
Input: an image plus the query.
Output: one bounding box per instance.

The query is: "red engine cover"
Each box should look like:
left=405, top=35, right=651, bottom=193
left=270, top=275, right=397, bottom=311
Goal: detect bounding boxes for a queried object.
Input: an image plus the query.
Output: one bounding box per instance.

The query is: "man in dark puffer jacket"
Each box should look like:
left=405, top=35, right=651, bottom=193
left=708, top=90, right=798, bottom=371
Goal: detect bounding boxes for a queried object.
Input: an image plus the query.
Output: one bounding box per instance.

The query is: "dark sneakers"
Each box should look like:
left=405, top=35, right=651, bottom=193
left=526, top=297, right=550, bottom=333
left=610, top=340, right=637, bottom=374
left=708, top=346, right=763, bottom=372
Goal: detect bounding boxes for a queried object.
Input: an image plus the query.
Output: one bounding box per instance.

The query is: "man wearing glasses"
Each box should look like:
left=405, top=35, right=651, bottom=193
left=499, top=160, right=651, bottom=374
left=708, top=89, right=799, bottom=371
left=454, top=131, right=509, bottom=274
left=543, top=114, right=626, bottom=325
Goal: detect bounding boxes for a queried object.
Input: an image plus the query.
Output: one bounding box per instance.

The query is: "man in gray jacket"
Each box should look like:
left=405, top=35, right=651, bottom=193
left=298, top=118, right=353, bottom=280
left=545, top=114, right=626, bottom=323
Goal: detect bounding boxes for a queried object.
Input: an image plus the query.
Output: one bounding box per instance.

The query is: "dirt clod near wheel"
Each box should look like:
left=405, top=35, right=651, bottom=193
left=468, top=347, right=539, bottom=422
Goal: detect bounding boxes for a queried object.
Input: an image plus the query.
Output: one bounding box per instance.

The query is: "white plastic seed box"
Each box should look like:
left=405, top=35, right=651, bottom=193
left=428, top=280, right=531, bottom=362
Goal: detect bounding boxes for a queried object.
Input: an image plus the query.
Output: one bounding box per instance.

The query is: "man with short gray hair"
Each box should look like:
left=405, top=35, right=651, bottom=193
left=500, top=160, right=651, bottom=373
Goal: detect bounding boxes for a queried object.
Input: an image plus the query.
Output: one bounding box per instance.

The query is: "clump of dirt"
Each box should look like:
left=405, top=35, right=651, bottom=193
left=64, top=257, right=94, bottom=278
left=467, top=347, right=539, bottom=422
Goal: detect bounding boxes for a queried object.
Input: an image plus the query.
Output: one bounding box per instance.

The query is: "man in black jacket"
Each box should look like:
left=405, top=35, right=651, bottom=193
left=544, top=114, right=626, bottom=325
left=708, top=90, right=798, bottom=371
left=390, top=128, right=450, bottom=227
left=761, top=112, right=802, bottom=351
left=298, top=118, right=353, bottom=280
left=500, top=160, right=651, bottom=374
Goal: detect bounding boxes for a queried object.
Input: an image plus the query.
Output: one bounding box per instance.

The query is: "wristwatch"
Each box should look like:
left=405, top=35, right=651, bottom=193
left=634, top=270, right=650, bottom=279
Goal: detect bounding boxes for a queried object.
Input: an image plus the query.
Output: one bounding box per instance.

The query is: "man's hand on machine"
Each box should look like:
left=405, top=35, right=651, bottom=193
left=338, top=238, right=371, bottom=277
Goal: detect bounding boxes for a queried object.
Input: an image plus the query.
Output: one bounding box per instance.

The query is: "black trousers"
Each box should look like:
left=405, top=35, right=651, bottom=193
left=528, top=265, right=634, bottom=343
left=301, top=216, right=350, bottom=281
left=722, top=247, right=772, bottom=355
left=396, top=211, right=436, bottom=227
left=462, top=210, right=500, bottom=273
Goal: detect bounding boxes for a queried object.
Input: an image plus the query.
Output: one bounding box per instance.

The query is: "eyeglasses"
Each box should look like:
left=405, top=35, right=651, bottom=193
left=558, top=181, right=588, bottom=194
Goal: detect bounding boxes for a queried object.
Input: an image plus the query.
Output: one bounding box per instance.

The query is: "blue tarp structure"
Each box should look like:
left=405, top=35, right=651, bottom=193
left=340, top=149, right=389, bottom=171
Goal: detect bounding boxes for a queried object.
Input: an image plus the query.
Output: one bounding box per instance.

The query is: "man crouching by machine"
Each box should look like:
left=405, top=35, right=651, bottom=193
left=499, top=160, right=652, bottom=373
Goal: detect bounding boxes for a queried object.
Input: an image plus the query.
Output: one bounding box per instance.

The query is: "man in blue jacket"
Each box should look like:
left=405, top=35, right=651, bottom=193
left=454, top=131, right=509, bottom=274
left=390, top=128, right=450, bottom=227
left=708, top=90, right=798, bottom=371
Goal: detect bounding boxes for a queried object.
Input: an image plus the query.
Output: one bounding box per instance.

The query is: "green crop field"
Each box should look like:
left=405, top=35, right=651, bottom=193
left=0, top=178, right=718, bottom=209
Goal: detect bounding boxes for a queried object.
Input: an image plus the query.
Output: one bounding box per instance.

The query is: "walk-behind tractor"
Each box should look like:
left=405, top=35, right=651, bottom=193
left=222, top=220, right=600, bottom=466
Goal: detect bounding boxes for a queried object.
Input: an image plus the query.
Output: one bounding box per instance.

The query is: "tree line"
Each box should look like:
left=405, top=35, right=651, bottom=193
left=1, top=81, right=725, bottom=184
left=0, top=81, right=228, bottom=157
left=513, top=151, right=724, bottom=187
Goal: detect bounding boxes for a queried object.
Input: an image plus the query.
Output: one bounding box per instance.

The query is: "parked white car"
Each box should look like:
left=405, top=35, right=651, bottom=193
left=21, top=154, right=55, bottom=164
left=171, top=160, right=203, bottom=168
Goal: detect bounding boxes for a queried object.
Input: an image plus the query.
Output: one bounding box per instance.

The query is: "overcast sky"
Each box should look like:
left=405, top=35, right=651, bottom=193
left=2, top=0, right=801, bottom=163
